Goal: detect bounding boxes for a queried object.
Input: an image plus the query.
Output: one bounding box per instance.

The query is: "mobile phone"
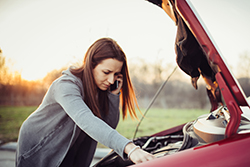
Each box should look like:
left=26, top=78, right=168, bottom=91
left=110, top=80, right=119, bottom=91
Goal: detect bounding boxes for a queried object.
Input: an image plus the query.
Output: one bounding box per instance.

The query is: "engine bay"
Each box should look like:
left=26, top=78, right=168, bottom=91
left=94, top=104, right=250, bottom=167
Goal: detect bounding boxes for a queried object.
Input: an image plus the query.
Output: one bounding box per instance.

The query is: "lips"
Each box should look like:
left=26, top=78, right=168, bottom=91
left=103, top=84, right=110, bottom=89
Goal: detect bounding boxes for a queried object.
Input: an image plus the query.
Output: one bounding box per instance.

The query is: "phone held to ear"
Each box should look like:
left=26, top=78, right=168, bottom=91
left=110, top=80, right=119, bottom=91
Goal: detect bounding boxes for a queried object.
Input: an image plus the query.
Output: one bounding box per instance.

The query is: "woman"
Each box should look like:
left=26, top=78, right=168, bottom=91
left=16, top=37, right=155, bottom=167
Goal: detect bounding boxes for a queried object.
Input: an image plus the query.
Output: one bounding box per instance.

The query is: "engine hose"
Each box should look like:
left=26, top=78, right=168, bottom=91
left=178, top=122, right=193, bottom=151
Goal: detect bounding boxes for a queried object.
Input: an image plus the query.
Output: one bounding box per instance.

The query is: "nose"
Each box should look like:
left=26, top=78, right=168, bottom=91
left=107, top=75, right=115, bottom=84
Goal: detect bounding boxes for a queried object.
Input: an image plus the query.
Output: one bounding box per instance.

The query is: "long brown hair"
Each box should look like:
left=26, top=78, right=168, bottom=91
left=70, top=37, right=139, bottom=119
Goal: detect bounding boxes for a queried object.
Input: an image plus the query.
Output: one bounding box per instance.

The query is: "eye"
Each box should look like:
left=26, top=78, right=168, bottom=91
left=114, top=72, right=120, bottom=76
left=103, top=71, right=110, bottom=75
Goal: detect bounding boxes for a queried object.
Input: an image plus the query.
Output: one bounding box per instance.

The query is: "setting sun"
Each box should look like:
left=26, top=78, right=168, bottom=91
left=21, top=70, right=45, bottom=81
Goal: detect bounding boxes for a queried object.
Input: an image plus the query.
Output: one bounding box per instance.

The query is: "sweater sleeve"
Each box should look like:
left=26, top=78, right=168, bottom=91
left=53, top=78, right=131, bottom=159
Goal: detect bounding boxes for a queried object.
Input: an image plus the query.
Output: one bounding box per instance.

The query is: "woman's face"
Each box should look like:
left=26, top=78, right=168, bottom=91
left=93, top=58, right=123, bottom=91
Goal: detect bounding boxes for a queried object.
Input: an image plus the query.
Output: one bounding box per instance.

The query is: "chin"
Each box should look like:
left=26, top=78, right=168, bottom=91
left=98, top=87, right=108, bottom=91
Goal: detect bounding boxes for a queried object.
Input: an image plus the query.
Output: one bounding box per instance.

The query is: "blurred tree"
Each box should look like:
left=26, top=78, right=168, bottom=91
left=237, top=51, right=250, bottom=78
left=238, top=78, right=250, bottom=97
left=42, top=67, right=67, bottom=89
left=0, top=53, right=212, bottom=109
left=129, top=58, right=210, bottom=109
left=0, top=49, right=12, bottom=105
left=0, top=49, right=9, bottom=84
left=236, top=52, right=250, bottom=97
left=0, top=49, right=47, bottom=105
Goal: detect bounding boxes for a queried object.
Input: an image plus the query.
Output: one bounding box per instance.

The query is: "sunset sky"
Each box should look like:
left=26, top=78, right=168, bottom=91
left=1, top=0, right=250, bottom=81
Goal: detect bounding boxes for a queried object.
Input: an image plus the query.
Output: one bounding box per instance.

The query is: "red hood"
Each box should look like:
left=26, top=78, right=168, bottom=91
left=148, top=0, right=250, bottom=138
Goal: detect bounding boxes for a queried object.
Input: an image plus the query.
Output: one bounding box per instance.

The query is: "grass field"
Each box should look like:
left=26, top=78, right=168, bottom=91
left=0, top=106, right=208, bottom=147
left=0, top=106, right=36, bottom=144
left=116, top=108, right=207, bottom=139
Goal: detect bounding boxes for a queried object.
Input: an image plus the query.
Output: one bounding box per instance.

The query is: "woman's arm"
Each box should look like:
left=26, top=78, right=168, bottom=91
left=53, top=78, right=130, bottom=159
left=54, top=77, right=155, bottom=164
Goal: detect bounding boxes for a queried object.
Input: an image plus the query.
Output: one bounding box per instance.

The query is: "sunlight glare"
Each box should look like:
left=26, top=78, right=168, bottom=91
left=21, top=69, right=46, bottom=81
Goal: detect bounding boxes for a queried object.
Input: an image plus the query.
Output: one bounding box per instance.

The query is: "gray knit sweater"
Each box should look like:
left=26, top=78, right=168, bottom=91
left=16, top=68, right=131, bottom=167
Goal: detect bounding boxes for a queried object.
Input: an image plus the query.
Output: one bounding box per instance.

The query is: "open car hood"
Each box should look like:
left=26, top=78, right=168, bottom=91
left=149, top=0, right=250, bottom=138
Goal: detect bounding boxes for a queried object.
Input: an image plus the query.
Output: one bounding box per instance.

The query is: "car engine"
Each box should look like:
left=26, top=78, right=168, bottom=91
left=93, top=104, right=250, bottom=167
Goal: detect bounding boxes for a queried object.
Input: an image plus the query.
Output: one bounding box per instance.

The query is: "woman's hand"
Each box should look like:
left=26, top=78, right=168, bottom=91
left=110, top=74, right=123, bottom=95
left=125, top=142, right=156, bottom=164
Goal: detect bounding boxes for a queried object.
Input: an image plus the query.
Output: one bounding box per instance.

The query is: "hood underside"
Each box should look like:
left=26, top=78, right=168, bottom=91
left=147, top=0, right=250, bottom=138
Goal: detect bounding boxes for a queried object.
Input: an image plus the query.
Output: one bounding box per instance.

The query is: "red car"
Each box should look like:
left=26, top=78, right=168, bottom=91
left=94, top=0, right=250, bottom=166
